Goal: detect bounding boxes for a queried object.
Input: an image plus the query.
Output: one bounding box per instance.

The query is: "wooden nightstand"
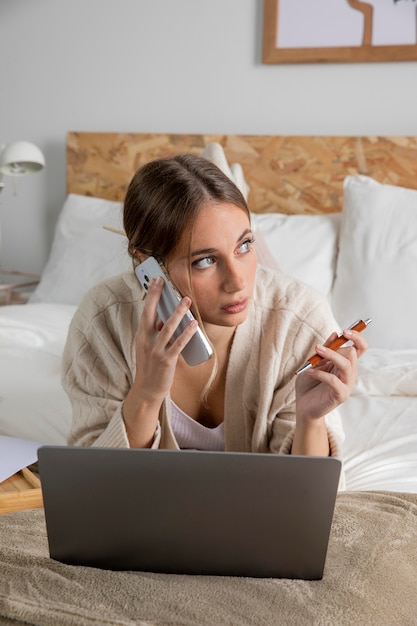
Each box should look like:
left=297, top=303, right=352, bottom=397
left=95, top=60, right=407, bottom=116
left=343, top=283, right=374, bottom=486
left=0, top=270, right=40, bottom=305
left=0, top=467, right=43, bottom=514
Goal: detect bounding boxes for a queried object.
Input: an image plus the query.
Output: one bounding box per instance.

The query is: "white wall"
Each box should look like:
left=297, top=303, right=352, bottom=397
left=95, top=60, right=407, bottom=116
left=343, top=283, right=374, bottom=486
left=1, top=0, right=416, bottom=273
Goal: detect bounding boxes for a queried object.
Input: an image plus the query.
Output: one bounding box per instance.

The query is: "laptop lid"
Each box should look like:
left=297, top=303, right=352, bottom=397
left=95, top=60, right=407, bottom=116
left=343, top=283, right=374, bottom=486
left=38, top=446, right=341, bottom=579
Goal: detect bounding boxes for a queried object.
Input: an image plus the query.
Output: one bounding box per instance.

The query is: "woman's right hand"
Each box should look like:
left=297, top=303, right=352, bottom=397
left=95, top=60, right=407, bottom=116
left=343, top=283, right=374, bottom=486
left=122, top=277, right=198, bottom=447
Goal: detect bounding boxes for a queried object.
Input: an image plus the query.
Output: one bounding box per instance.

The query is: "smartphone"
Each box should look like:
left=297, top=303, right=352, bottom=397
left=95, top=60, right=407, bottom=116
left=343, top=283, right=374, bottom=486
left=135, top=256, right=213, bottom=366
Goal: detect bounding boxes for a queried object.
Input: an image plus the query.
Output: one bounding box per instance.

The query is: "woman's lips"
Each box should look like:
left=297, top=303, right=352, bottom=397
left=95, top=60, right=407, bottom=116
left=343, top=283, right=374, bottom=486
left=221, top=298, right=249, bottom=314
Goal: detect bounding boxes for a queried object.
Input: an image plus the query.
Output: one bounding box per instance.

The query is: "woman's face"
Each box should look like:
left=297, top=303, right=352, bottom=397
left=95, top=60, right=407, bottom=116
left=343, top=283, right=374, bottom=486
left=167, top=202, right=257, bottom=329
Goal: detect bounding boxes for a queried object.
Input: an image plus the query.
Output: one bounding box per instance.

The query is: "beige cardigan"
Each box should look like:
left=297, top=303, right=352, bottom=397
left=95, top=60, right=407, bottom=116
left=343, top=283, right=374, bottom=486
left=62, top=266, right=344, bottom=458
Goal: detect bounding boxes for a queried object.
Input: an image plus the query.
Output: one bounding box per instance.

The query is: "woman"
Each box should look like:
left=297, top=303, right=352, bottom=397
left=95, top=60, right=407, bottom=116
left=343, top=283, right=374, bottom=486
left=62, top=154, right=367, bottom=463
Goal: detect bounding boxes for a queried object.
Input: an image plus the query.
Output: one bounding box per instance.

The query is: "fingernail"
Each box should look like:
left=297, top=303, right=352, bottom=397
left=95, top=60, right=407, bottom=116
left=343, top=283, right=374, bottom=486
left=344, top=329, right=353, bottom=337
left=316, top=344, right=326, bottom=353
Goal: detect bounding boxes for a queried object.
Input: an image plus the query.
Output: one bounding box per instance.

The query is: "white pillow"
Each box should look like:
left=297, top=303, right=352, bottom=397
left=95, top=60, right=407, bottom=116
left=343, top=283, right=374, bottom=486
left=331, top=175, right=417, bottom=349
left=31, top=150, right=248, bottom=306
left=30, top=194, right=131, bottom=305
left=251, top=212, right=341, bottom=297
left=200, top=147, right=340, bottom=297
left=200, top=143, right=250, bottom=200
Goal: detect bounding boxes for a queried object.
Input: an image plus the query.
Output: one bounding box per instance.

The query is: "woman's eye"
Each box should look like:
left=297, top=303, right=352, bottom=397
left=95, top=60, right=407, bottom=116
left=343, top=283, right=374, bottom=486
left=192, top=256, right=216, bottom=269
left=237, top=237, right=255, bottom=254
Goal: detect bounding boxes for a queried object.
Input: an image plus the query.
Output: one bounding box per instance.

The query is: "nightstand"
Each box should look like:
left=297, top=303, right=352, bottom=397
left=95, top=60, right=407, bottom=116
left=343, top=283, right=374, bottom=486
left=0, top=467, right=43, bottom=514
left=0, top=270, right=40, bottom=305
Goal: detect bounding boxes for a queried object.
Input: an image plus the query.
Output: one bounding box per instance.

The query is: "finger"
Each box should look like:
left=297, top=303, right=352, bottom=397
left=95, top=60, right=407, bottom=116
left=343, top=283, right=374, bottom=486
left=141, top=277, right=165, bottom=325
left=167, top=319, right=199, bottom=357
left=141, top=284, right=200, bottom=358
left=314, top=343, right=357, bottom=383
left=306, top=365, right=352, bottom=403
left=316, top=342, right=357, bottom=366
left=323, top=331, right=339, bottom=348
left=341, top=328, right=368, bottom=357
left=308, top=342, right=359, bottom=389
left=157, top=296, right=194, bottom=343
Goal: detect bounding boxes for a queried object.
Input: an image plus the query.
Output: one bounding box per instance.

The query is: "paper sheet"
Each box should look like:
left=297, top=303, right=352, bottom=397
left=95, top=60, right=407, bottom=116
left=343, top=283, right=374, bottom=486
left=0, top=436, right=45, bottom=483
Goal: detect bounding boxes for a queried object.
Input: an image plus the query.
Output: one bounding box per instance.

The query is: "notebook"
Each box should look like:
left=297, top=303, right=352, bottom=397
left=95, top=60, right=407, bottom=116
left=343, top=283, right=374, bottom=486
left=38, top=446, right=341, bottom=579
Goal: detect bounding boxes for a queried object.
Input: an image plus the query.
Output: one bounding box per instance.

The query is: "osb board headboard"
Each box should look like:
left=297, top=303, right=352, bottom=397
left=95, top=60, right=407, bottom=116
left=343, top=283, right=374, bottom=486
left=67, top=132, right=417, bottom=215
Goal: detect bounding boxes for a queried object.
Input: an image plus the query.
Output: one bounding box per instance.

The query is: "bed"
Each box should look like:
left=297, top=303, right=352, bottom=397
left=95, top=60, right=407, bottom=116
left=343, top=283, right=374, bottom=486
left=0, top=133, right=416, bottom=625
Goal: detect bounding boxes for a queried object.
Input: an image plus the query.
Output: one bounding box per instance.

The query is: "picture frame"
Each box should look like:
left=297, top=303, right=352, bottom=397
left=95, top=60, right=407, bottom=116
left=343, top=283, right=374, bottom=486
left=262, top=0, right=417, bottom=64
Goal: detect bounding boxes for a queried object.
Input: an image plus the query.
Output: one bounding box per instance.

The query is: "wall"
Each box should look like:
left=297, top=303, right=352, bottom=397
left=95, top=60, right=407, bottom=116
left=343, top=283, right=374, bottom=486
left=1, top=0, right=416, bottom=273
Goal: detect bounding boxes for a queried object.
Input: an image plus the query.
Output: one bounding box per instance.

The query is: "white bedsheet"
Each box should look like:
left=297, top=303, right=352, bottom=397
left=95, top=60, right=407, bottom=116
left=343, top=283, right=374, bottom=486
left=1, top=306, right=416, bottom=493
left=341, top=349, right=417, bottom=493
left=0, top=304, right=75, bottom=445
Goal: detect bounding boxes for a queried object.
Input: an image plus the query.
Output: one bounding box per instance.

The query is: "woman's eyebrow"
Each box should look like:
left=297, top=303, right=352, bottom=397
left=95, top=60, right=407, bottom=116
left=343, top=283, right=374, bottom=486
left=190, top=228, right=253, bottom=258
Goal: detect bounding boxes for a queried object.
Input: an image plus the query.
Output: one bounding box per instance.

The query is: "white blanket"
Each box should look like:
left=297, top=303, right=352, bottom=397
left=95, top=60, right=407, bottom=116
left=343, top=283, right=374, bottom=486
left=0, top=304, right=75, bottom=444
left=341, top=348, right=417, bottom=492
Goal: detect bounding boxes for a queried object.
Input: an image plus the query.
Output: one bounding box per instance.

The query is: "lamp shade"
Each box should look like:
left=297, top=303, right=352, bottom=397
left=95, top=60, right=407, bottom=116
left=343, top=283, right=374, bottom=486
left=0, top=141, right=45, bottom=176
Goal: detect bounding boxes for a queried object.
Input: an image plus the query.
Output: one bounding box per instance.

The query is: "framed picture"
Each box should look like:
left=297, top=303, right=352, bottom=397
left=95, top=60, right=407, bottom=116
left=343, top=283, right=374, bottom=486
left=262, top=0, right=417, bottom=64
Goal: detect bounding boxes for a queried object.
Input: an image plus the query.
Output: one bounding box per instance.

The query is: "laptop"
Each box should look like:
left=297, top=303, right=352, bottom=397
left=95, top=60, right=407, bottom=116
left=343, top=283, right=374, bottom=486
left=38, top=446, right=341, bottom=580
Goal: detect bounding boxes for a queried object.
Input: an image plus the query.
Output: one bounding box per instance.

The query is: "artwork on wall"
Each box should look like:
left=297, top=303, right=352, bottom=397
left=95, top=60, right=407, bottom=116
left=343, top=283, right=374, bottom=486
left=263, top=0, right=417, bottom=64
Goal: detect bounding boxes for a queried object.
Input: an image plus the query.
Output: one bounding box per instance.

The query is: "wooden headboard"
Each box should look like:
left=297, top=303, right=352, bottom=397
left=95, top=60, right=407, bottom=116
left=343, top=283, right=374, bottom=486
left=67, top=132, right=417, bottom=215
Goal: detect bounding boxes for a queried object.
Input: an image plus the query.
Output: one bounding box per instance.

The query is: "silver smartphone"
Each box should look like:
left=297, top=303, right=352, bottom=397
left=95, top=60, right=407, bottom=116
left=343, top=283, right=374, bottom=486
left=135, top=256, right=213, bottom=366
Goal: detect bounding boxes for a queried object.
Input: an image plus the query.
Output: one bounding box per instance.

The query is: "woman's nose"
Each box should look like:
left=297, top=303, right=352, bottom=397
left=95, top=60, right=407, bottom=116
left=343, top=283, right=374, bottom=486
left=222, top=261, right=245, bottom=293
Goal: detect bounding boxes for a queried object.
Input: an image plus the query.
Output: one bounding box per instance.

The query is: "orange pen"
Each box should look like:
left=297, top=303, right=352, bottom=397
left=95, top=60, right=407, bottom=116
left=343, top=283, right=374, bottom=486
left=295, top=318, right=372, bottom=375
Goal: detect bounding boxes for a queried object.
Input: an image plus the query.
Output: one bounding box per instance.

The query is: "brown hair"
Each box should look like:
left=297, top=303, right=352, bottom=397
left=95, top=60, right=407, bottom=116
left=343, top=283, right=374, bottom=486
left=123, top=153, right=249, bottom=266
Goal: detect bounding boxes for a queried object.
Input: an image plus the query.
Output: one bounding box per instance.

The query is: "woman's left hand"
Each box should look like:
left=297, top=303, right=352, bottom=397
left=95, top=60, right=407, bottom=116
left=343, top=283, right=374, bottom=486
left=295, top=327, right=368, bottom=424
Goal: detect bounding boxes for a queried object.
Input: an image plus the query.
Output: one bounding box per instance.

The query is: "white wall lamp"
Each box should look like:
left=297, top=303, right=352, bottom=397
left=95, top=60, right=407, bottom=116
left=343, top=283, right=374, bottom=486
left=0, top=142, right=45, bottom=299
left=0, top=141, right=45, bottom=194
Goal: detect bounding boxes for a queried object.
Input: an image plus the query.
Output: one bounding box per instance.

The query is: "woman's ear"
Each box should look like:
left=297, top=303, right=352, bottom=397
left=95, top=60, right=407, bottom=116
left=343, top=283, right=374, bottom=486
left=134, top=250, right=144, bottom=264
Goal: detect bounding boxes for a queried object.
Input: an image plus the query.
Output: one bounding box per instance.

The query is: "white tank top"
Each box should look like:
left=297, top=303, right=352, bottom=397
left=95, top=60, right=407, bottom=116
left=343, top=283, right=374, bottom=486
left=171, top=400, right=224, bottom=451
